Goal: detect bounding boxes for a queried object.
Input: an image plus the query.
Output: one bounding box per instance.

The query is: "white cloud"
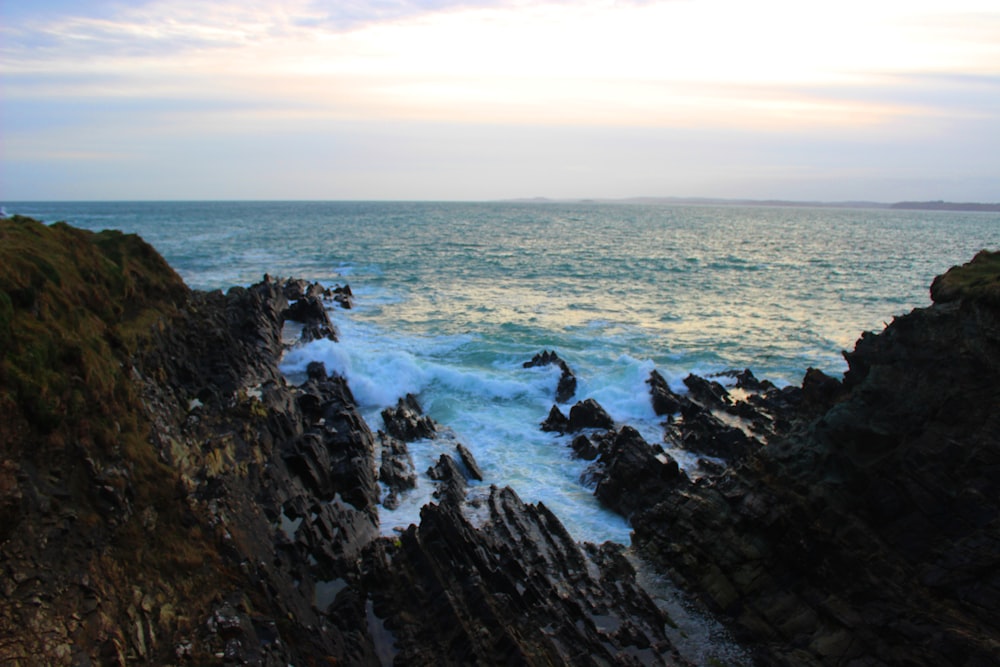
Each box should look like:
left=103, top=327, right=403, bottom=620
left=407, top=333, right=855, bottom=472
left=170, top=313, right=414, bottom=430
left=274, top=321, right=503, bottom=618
left=2, top=1, right=999, bottom=200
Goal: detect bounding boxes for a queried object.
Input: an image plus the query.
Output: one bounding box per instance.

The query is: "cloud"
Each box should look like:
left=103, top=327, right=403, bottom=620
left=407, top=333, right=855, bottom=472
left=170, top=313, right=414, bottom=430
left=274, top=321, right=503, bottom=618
left=2, top=1, right=999, bottom=200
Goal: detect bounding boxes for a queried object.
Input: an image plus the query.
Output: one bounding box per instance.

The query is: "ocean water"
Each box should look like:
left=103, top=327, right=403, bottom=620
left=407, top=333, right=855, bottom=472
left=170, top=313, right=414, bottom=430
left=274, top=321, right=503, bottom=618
left=9, top=201, right=1000, bottom=543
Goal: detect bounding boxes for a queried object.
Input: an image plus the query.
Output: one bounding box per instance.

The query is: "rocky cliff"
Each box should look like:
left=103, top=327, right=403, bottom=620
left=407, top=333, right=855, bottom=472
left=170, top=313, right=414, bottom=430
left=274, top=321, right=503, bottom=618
left=2, top=216, right=998, bottom=666
left=0, top=216, right=689, bottom=665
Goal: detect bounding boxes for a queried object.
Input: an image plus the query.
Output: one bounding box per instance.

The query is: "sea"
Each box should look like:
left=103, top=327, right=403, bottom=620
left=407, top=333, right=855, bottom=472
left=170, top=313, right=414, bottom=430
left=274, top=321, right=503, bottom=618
left=8, top=200, right=1000, bottom=544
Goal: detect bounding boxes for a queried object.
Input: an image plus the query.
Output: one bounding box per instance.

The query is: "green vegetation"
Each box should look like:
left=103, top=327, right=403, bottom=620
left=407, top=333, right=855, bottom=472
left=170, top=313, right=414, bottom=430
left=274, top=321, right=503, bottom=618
left=0, top=215, right=228, bottom=600
left=0, top=216, right=185, bottom=447
left=930, top=249, right=1000, bottom=304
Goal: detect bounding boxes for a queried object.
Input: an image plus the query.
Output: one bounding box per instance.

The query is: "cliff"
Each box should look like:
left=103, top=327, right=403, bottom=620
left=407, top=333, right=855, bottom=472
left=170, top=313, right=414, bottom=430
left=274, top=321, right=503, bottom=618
left=2, top=215, right=998, bottom=666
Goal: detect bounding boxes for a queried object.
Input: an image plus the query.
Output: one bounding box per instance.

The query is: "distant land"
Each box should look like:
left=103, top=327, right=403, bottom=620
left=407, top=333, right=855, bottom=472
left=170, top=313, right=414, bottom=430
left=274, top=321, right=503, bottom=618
left=505, top=197, right=1000, bottom=212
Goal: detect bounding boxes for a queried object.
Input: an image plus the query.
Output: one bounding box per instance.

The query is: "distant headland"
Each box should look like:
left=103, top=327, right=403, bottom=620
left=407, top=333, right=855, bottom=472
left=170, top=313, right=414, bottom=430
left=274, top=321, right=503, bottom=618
left=505, top=196, right=1000, bottom=212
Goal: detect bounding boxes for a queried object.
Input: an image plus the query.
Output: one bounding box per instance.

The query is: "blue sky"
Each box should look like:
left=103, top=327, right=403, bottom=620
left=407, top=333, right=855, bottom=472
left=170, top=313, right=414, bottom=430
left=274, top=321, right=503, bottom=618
left=2, top=0, right=999, bottom=201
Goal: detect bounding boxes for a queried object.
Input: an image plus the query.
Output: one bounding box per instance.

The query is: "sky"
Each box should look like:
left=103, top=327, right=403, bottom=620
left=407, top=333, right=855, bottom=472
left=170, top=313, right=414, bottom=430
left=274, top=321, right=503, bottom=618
left=1, top=0, right=999, bottom=202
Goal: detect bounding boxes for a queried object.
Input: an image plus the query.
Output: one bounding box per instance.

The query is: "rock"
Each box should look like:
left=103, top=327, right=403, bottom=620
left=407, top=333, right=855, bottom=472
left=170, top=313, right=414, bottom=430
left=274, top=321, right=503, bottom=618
left=570, top=434, right=599, bottom=460
left=524, top=350, right=577, bottom=403
left=540, top=404, right=570, bottom=433
left=647, top=369, right=686, bottom=416
left=427, top=454, right=468, bottom=506
left=592, top=427, right=688, bottom=518
left=800, top=366, right=844, bottom=413
left=362, top=485, right=692, bottom=665
left=332, top=284, right=353, bottom=309
left=381, top=394, right=436, bottom=441
left=667, top=409, right=760, bottom=463
left=455, top=443, right=484, bottom=482
left=378, top=433, right=416, bottom=510
left=629, top=258, right=1000, bottom=666
left=568, top=398, right=615, bottom=432
left=682, top=373, right=731, bottom=408
left=284, top=295, right=337, bottom=343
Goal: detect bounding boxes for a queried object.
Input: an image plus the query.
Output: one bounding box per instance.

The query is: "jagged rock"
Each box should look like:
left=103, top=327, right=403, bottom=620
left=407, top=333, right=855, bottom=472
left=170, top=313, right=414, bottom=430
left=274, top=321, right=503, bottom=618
left=455, top=443, right=484, bottom=482
left=284, top=295, right=337, bottom=343
left=682, top=373, right=731, bottom=408
left=362, top=485, right=692, bottom=665
left=381, top=394, right=437, bottom=441
left=570, top=433, right=599, bottom=460
left=332, top=284, right=353, bottom=309
left=427, top=454, right=468, bottom=506
left=540, top=404, right=569, bottom=433
left=647, top=369, right=687, bottom=416
left=568, top=398, right=615, bottom=432
left=524, top=350, right=578, bottom=403
left=592, top=427, right=688, bottom=518
left=630, top=264, right=1000, bottom=666
left=378, top=432, right=416, bottom=510
left=667, top=409, right=760, bottom=463
left=800, top=366, right=844, bottom=413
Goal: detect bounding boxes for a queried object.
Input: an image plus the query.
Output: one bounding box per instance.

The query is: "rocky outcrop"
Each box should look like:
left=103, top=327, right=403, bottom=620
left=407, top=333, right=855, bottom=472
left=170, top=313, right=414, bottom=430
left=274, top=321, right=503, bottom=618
left=381, top=393, right=437, bottom=441
left=623, top=251, right=1000, bottom=666
left=524, top=350, right=578, bottom=403
left=0, top=217, right=702, bottom=665
left=5, top=216, right=998, bottom=666
left=363, top=485, right=691, bottom=665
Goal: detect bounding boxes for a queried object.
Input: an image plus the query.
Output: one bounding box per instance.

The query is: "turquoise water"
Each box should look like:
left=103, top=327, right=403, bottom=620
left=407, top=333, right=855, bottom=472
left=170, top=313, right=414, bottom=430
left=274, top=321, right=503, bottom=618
left=9, top=201, right=1000, bottom=542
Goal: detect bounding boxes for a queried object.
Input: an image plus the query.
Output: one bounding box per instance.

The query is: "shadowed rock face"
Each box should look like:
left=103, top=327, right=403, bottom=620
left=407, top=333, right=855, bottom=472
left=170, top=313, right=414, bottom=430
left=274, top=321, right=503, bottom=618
left=623, top=266, right=1000, bottom=666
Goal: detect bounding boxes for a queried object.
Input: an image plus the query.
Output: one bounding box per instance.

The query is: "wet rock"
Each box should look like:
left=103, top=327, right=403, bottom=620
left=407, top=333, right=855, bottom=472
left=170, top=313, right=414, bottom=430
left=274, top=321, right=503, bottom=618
left=362, top=485, right=692, bottom=665
left=332, top=284, right=353, bottom=309
left=381, top=394, right=436, bottom=442
left=568, top=398, right=615, bottom=432
left=647, top=369, right=687, bottom=416
left=592, top=427, right=688, bottom=518
left=682, top=373, right=731, bottom=408
left=667, top=410, right=760, bottom=463
left=284, top=295, right=337, bottom=343
left=455, top=443, right=484, bottom=482
left=378, top=433, right=416, bottom=511
left=540, top=405, right=570, bottom=433
left=524, top=350, right=578, bottom=403
left=427, top=454, right=468, bottom=506
left=570, top=434, right=600, bottom=460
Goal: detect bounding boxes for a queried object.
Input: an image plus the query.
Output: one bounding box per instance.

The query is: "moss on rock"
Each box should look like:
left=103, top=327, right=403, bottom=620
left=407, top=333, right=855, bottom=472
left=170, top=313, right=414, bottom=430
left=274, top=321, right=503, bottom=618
left=930, top=249, right=1000, bottom=304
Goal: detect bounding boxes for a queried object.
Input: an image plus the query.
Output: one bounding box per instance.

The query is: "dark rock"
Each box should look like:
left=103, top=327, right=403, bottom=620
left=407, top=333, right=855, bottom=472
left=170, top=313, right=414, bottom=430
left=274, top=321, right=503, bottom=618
left=378, top=433, right=416, bottom=511
left=540, top=404, right=570, bottom=433
left=800, top=366, right=844, bottom=413
left=427, top=454, right=468, bottom=506
left=668, top=409, right=760, bottom=463
left=568, top=398, right=615, bottom=432
left=570, top=434, right=599, bottom=460
left=455, top=443, right=484, bottom=482
left=362, top=485, right=692, bottom=665
left=647, top=369, right=686, bottom=416
left=524, top=350, right=578, bottom=403
left=381, top=394, right=436, bottom=441
left=682, top=373, right=731, bottom=408
left=630, top=262, right=1000, bottom=666
left=284, top=295, right=337, bottom=343
left=332, top=284, right=353, bottom=309
left=592, top=426, right=688, bottom=518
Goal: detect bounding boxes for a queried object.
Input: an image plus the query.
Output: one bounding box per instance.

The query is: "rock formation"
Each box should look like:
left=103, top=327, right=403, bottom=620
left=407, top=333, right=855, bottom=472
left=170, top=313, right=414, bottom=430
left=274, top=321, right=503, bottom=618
left=3, top=215, right=998, bottom=667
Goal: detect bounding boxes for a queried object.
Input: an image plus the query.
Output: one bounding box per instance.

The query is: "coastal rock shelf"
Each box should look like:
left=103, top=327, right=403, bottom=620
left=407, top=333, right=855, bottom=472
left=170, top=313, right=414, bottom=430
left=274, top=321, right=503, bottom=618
left=1, top=215, right=998, bottom=666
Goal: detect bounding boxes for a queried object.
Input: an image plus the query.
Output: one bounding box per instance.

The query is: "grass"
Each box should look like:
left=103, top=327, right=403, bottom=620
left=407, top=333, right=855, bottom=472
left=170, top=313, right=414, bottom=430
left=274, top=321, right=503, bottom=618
left=930, top=249, right=1000, bottom=304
